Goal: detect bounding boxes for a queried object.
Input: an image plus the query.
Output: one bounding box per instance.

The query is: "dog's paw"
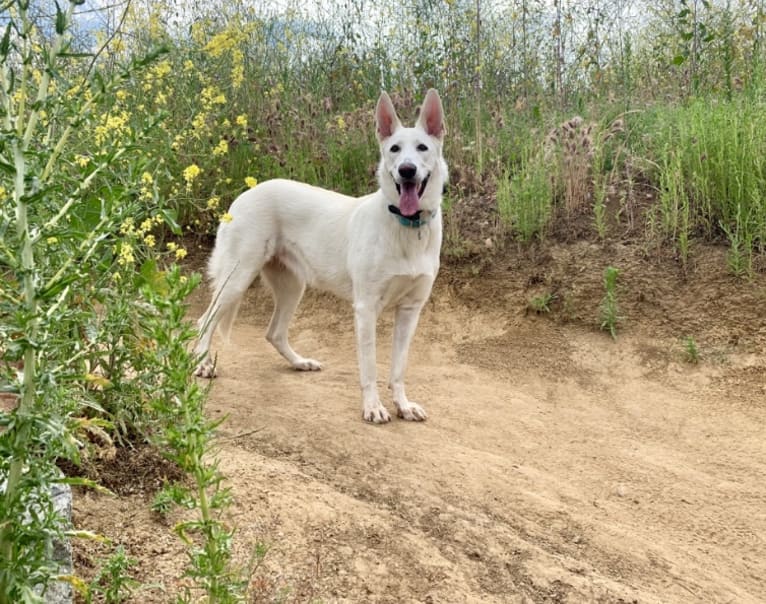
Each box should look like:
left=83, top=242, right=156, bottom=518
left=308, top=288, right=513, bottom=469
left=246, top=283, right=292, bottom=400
left=363, top=401, right=391, bottom=424
left=292, top=357, right=322, bottom=371
left=194, top=359, right=217, bottom=379
left=395, top=401, right=428, bottom=422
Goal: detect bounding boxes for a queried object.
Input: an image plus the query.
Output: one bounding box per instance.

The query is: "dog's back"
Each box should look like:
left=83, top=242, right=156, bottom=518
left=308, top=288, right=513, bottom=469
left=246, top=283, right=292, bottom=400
left=207, top=179, right=360, bottom=300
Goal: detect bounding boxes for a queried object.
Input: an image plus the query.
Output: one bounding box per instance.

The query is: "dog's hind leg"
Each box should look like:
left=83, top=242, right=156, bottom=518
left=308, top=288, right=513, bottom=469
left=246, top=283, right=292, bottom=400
left=261, top=262, right=322, bottom=371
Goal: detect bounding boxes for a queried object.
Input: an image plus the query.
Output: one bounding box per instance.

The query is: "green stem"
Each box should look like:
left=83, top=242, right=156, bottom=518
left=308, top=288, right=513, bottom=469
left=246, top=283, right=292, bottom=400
left=0, top=1, right=76, bottom=586
left=185, top=399, right=222, bottom=600
left=0, top=141, right=36, bottom=593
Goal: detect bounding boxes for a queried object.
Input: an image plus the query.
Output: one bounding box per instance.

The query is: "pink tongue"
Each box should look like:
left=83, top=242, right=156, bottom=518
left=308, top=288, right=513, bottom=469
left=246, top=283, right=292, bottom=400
left=399, top=183, right=420, bottom=217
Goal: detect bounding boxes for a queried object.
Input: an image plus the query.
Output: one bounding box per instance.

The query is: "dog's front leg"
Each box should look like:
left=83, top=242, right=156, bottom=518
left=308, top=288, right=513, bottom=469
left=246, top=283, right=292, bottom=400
left=354, top=301, right=391, bottom=423
left=389, top=303, right=428, bottom=421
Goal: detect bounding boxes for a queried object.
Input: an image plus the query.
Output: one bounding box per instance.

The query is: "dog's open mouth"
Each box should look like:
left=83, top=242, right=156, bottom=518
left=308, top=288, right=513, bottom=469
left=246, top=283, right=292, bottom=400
left=394, top=175, right=430, bottom=217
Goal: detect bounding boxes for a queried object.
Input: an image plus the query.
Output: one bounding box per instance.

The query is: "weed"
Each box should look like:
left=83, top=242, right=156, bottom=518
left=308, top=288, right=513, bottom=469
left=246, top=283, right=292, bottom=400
left=599, top=266, right=622, bottom=339
left=84, top=546, right=138, bottom=604
left=529, top=293, right=555, bottom=314
left=682, top=336, right=701, bottom=364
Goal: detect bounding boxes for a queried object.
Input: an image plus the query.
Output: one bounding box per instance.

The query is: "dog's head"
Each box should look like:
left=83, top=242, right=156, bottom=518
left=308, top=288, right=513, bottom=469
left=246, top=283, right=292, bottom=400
left=375, top=89, right=447, bottom=218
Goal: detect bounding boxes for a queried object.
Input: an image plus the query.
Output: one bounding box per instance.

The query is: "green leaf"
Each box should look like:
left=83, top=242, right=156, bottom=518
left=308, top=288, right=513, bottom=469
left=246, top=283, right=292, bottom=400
left=54, top=1, right=66, bottom=35
left=160, top=208, right=182, bottom=235
left=58, top=52, right=95, bottom=59
left=38, top=272, right=80, bottom=300
left=672, top=55, right=687, bottom=65
left=0, top=23, right=12, bottom=58
left=55, top=477, right=113, bottom=495
left=139, top=259, right=169, bottom=295
left=69, top=196, right=105, bottom=233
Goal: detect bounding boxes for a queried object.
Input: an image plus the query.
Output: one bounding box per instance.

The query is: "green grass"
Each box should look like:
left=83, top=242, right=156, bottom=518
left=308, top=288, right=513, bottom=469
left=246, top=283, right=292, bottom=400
left=638, top=98, right=766, bottom=273
left=496, top=144, right=553, bottom=241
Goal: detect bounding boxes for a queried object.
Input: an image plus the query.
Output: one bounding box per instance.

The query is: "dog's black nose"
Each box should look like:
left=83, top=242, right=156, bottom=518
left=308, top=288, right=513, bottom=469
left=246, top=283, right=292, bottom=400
left=398, top=163, right=417, bottom=180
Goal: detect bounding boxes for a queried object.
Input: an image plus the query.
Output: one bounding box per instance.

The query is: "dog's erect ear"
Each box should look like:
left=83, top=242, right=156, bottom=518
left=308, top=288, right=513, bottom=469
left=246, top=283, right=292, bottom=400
left=416, top=89, right=445, bottom=140
left=376, top=91, right=402, bottom=141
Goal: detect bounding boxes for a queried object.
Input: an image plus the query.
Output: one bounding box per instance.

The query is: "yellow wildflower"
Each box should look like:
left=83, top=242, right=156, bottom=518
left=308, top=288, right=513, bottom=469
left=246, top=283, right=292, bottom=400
left=220, top=212, right=233, bottom=223
left=166, top=242, right=178, bottom=252
left=175, top=247, right=188, bottom=260
left=0, top=185, right=6, bottom=200
left=245, top=176, right=257, bottom=188
left=151, top=60, right=172, bottom=79
left=141, top=172, right=153, bottom=185
left=120, top=217, right=135, bottom=236
left=337, top=116, right=346, bottom=130
left=207, top=196, right=220, bottom=210
left=236, top=114, right=248, bottom=128
left=117, top=242, right=135, bottom=266
left=75, top=155, right=90, bottom=168
left=46, top=236, right=58, bottom=245
left=212, top=139, right=229, bottom=156
left=183, top=164, right=201, bottom=188
left=144, top=234, right=156, bottom=248
left=205, top=30, right=237, bottom=58
left=201, top=86, right=226, bottom=106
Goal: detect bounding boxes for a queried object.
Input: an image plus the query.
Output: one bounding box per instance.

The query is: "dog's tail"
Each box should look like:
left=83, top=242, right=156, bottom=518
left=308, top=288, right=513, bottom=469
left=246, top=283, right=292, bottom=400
left=205, top=243, right=245, bottom=345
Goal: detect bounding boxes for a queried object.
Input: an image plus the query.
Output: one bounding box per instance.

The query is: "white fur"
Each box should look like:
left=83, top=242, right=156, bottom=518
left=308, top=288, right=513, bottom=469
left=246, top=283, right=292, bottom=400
left=194, top=89, right=447, bottom=423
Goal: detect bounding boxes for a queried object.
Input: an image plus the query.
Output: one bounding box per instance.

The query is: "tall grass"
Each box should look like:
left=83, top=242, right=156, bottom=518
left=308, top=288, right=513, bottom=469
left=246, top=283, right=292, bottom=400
left=641, top=98, right=766, bottom=273
left=496, top=144, right=553, bottom=242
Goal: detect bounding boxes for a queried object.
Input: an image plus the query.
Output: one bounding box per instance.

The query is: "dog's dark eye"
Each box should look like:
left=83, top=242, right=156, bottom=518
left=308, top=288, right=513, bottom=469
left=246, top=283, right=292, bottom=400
left=417, top=144, right=429, bottom=152
left=390, top=144, right=400, bottom=153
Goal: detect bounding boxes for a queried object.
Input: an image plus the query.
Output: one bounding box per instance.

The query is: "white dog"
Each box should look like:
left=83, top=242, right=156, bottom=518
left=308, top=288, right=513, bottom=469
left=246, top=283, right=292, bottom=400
left=194, top=89, right=447, bottom=423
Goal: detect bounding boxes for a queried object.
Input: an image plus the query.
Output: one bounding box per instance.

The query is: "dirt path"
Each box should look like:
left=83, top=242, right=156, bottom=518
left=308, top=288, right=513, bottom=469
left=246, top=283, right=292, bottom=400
left=74, top=273, right=766, bottom=603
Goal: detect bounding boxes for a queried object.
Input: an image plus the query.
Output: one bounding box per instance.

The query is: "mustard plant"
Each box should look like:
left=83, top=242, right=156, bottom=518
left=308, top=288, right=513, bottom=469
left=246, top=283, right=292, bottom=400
left=140, top=267, right=246, bottom=603
left=0, top=1, right=240, bottom=600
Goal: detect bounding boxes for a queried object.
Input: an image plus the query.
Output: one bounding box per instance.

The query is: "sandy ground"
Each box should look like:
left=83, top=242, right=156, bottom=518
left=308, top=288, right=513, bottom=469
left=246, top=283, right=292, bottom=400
left=73, top=248, right=766, bottom=603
